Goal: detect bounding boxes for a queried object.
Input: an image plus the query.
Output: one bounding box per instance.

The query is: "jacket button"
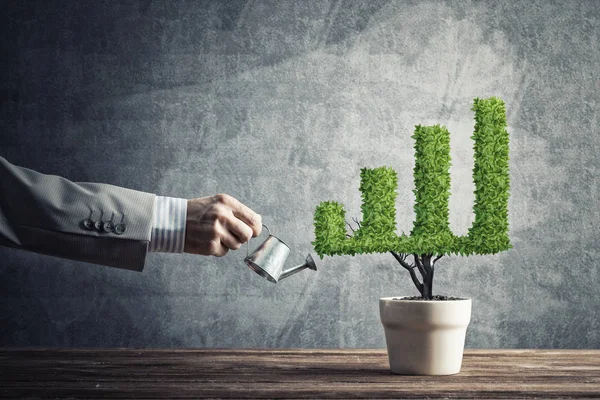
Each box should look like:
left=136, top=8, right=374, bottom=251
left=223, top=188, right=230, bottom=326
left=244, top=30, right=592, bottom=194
left=83, top=219, right=94, bottom=230
left=114, top=223, right=126, bottom=235
left=94, top=220, right=104, bottom=231
left=103, top=221, right=115, bottom=233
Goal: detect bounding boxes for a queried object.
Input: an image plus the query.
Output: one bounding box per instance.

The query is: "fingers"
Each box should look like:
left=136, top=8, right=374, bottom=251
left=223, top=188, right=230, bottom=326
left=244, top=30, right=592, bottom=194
left=210, top=219, right=249, bottom=255
left=219, top=226, right=244, bottom=252
left=184, top=194, right=261, bottom=258
left=216, top=194, right=262, bottom=237
left=224, top=215, right=254, bottom=245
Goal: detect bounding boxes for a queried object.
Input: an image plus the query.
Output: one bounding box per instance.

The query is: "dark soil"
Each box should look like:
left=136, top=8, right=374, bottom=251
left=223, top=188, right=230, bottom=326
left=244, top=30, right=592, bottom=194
left=393, top=295, right=466, bottom=301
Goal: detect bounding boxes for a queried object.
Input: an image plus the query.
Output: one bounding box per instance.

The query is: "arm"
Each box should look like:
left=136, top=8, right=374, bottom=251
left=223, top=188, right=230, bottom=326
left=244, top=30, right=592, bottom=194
left=0, top=156, right=263, bottom=271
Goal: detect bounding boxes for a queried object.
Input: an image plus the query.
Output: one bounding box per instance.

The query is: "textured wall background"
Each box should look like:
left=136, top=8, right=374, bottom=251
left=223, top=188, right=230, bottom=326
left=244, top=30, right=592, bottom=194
left=1, top=0, right=598, bottom=348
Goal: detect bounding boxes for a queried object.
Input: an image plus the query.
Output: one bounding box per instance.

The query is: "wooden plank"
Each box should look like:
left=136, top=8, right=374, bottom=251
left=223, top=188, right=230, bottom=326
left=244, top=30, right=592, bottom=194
left=0, top=349, right=599, bottom=399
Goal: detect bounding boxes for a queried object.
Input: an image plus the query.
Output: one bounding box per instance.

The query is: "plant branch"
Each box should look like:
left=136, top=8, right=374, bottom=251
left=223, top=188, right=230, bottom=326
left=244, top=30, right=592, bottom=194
left=346, top=221, right=356, bottom=234
left=413, top=253, right=427, bottom=280
left=391, top=251, right=423, bottom=297
left=390, top=251, right=412, bottom=270
left=346, top=218, right=362, bottom=237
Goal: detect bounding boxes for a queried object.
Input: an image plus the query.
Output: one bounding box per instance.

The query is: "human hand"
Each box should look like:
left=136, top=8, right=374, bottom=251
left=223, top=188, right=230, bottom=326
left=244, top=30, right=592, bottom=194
left=184, top=194, right=262, bottom=257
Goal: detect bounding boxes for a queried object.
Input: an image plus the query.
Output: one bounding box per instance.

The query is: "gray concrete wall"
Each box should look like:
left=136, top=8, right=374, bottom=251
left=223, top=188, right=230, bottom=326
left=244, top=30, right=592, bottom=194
left=1, top=0, right=598, bottom=348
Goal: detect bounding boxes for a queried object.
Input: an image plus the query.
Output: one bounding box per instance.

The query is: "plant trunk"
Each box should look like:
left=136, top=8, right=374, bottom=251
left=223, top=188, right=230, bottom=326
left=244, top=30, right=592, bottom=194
left=391, top=252, right=440, bottom=300
left=421, top=268, right=433, bottom=299
left=419, top=254, right=434, bottom=300
left=421, top=281, right=430, bottom=299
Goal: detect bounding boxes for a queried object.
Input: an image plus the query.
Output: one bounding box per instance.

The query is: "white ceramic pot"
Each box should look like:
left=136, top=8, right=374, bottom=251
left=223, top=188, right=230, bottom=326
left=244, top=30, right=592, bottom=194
left=379, top=297, right=472, bottom=375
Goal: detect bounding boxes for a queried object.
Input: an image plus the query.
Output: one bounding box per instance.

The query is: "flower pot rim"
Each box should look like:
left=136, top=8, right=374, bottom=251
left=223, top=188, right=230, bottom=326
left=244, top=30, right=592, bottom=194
left=380, top=296, right=471, bottom=302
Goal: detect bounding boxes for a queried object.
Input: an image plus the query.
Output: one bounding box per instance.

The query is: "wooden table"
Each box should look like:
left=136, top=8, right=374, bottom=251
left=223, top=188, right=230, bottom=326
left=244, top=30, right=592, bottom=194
left=1, top=349, right=599, bottom=399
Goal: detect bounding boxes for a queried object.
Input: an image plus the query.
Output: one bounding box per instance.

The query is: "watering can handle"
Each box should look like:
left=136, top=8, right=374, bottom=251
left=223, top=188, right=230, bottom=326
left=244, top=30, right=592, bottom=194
left=246, top=223, right=271, bottom=257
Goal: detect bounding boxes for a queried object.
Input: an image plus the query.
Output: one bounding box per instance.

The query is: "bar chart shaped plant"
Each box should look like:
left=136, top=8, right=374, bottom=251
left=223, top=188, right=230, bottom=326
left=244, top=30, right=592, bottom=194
left=313, top=97, right=511, bottom=261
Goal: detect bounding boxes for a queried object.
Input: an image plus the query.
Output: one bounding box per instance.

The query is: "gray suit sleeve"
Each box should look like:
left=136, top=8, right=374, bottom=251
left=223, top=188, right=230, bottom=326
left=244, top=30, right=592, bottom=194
left=0, top=156, right=156, bottom=271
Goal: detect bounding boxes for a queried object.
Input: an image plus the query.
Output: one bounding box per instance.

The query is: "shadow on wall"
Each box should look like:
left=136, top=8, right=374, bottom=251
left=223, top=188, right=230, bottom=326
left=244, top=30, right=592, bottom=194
left=0, top=0, right=390, bottom=182
left=469, top=0, right=600, bottom=348
left=4, top=0, right=598, bottom=349
left=0, top=0, right=391, bottom=347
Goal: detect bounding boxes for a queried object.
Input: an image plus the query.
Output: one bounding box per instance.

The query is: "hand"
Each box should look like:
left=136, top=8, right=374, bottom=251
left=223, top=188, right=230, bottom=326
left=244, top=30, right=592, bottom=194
left=184, top=194, right=262, bottom=257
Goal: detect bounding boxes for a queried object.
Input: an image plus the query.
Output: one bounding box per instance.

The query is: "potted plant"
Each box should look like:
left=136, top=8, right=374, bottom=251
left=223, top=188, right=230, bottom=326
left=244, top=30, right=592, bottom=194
left=313, top=97, right=510, bottom=375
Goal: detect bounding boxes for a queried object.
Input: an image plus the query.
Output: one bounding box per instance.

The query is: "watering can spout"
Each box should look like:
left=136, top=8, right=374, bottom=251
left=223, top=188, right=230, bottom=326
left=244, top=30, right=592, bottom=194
left=279, top=254, right=318, bottom=281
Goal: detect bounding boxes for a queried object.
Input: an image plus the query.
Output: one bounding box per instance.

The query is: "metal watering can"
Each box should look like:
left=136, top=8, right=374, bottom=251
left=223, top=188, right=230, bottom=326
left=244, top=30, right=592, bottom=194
left=244, top=225, right=317, bottom=283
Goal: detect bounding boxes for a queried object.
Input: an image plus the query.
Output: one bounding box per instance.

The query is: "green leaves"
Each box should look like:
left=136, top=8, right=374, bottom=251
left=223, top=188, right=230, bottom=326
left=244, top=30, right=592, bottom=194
left=312, top=97, right=511, bottom=258
left=411, top=124, right=453, bottom=248
left=313, top=201, right=347, bottom=257
left=357, top=167, right=398, bottom=241
left=466, top=97, right=512, bottom=254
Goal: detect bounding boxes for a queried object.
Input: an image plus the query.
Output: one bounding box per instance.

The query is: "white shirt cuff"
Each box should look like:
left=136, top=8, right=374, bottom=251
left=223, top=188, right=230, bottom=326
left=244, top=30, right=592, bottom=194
left=148, top=196, right=187, bottom=253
